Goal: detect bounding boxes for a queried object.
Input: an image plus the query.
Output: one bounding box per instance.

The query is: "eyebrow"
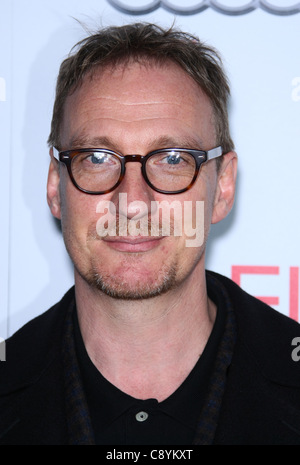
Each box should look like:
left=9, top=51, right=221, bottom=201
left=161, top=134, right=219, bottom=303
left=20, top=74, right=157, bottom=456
left=67, top=134, right=205, bottom=152
left=68, top=135, right=112, bottom=149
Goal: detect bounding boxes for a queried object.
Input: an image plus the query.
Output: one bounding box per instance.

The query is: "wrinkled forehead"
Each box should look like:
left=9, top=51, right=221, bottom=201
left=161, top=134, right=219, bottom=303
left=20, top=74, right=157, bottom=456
left=68, top=58, right=211, bottom=104
left=60, top=60, right=216, bottom=150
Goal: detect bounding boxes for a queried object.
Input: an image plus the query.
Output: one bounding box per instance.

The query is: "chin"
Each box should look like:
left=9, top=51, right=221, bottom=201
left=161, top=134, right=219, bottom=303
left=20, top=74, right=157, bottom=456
left=84, top=263, right=178, bottom=300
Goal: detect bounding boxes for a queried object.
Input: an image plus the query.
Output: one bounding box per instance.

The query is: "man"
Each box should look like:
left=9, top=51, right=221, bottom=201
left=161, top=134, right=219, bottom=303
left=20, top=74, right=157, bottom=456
left=0, top=23, right=299, bottom=445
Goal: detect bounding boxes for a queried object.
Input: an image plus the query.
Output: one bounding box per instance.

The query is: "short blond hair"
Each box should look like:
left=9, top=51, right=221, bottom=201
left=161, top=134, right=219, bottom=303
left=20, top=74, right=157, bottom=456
left=48, top=22, right=234, bottom=160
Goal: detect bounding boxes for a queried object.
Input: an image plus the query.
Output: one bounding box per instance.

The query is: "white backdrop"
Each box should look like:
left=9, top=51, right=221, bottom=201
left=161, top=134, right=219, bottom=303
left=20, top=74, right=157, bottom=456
left=1, top=0, right=300, bottom=338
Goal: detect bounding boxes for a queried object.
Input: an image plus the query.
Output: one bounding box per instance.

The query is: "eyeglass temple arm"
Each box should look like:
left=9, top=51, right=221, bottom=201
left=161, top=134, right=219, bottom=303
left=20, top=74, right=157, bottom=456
left=206, top=146, right=223, bottom=161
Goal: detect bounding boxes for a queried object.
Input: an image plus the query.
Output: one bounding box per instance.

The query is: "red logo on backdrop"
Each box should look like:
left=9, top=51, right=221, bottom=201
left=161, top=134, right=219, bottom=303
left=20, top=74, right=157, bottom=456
left=231, top=266, right=299, bottom=322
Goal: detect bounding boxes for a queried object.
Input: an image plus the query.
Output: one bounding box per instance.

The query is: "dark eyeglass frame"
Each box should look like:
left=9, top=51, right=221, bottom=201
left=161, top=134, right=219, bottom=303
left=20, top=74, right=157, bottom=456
left=52, top=146, right=223, bottom=195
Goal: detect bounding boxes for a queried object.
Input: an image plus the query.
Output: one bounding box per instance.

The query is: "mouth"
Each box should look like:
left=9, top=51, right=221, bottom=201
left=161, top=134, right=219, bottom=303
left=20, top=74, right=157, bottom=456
left=102, top=235, right=165, bottom=252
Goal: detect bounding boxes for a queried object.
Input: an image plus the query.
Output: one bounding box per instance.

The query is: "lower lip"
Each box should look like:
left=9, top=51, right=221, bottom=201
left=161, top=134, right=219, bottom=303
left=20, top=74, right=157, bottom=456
left=103, top=237, right=164, bottom=252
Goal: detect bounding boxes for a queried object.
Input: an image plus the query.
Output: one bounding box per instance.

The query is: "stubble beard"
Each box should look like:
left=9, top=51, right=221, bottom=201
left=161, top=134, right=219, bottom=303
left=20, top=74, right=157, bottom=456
left=66, top=212, right=206, bottom=301
left=63, top=223, right=180, bottom=300
left=79, top=215, right=181, bottom=300
left=83, top=257, right=179, bottom=300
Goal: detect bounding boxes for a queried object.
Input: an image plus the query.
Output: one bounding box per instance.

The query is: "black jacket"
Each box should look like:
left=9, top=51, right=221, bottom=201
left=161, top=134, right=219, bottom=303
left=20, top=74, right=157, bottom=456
left=0, top=271, right=299, bottom=445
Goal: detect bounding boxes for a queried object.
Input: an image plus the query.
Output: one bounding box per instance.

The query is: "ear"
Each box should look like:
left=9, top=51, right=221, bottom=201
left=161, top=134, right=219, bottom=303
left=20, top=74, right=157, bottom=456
left=211, top=151, right=238, bottom=224
left=47, top=148, right=61, bottom=219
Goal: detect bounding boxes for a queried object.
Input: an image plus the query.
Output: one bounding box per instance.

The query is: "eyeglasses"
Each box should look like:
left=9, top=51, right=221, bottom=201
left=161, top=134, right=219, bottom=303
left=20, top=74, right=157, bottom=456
left=52, top=146, right=223, bottom=195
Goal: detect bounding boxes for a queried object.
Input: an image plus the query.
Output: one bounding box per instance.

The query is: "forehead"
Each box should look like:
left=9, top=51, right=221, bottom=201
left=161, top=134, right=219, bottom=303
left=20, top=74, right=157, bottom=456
left=61, top=61, right=216, bottom=148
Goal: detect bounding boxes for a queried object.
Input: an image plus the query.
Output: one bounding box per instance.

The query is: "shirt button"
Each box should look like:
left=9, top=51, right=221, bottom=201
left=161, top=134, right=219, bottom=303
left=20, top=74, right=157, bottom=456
left=135, top=411, right=149, bottom=422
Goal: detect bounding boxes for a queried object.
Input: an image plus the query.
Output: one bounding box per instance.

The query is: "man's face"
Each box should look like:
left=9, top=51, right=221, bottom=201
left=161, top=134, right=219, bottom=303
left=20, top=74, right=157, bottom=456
left=48, top=61, right=235, bottom=299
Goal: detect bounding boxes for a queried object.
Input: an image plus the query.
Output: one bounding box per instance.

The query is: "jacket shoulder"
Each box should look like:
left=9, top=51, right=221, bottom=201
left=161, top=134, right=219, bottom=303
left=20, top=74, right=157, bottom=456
left=0, top=287, right=75, bottom=393
left=207, top=270, right=300, bottom=387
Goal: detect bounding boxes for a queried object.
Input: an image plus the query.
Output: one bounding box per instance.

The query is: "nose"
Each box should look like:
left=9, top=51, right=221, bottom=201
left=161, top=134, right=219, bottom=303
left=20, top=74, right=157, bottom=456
left=110, top=162, right=155, bottom=220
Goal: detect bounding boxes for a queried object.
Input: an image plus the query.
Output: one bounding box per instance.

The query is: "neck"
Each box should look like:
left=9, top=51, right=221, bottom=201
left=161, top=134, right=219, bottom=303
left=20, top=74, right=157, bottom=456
left=75, top=265, right=216, bottom=401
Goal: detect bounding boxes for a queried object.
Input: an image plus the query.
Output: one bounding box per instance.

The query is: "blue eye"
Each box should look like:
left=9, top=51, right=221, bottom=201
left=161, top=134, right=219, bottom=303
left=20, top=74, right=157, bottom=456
left=89, top=153, right=107, bottom=164
left=78, top=151, right=119, bottom=171
left=166, top=154, right=181, bottom=164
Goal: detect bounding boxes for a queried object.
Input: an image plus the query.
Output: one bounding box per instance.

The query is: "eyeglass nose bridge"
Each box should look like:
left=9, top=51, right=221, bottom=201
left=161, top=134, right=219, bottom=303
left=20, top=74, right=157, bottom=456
left=121, top=153, right=148, bottom=174
left=123, top=154, right=144, bottom=163
left=120, top=154, right=149, bottom=187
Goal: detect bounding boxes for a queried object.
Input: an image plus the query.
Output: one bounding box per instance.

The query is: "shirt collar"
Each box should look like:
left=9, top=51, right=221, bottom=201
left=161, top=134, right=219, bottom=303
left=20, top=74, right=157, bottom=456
left=73, top=287, right=226, bottom=433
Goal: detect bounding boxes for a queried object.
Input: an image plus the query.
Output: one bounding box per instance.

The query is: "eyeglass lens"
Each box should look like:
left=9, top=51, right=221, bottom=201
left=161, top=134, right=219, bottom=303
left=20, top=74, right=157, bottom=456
left=71, top=150, right=197, bottom=193
left=72, top=151, right=121, bottom=192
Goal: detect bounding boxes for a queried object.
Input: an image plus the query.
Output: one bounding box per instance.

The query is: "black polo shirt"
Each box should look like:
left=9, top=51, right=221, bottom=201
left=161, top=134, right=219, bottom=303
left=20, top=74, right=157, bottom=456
left=73, top=287, right=226, bottom=445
